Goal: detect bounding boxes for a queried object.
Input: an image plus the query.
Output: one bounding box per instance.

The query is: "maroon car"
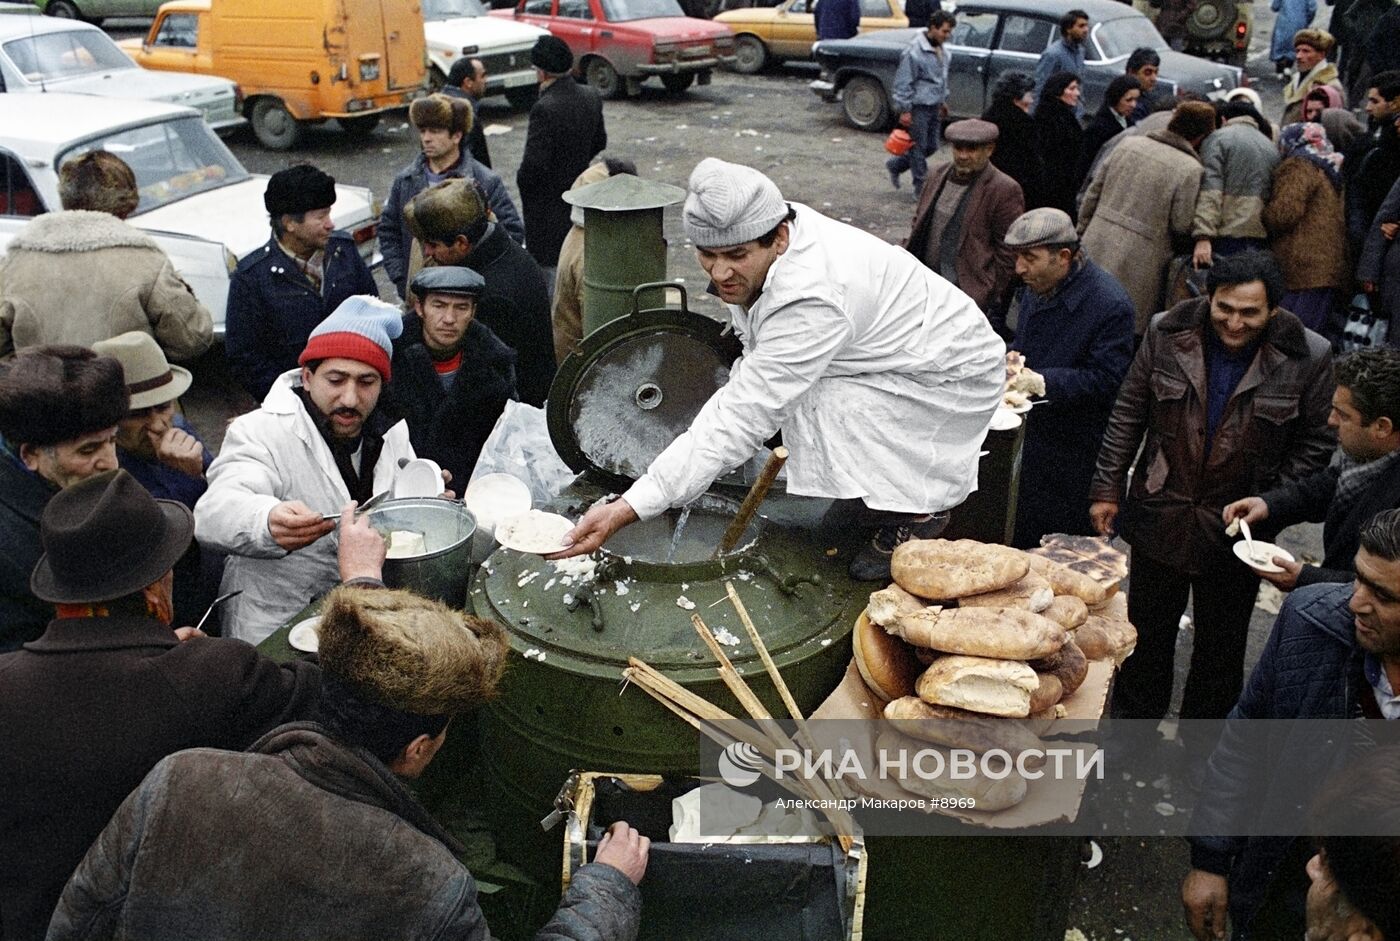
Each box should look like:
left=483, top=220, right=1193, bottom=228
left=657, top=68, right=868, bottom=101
left=492, top=0, right=734, bottom=97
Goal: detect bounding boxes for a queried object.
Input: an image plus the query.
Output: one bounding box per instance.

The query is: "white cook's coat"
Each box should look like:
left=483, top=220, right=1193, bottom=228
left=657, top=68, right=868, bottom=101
left=623, top=203, right=1005, bottom=519
left=194, top=370, right=414, bottom=644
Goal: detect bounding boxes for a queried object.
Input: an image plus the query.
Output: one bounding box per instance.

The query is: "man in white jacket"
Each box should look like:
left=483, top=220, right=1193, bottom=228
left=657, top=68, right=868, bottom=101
left=558, top=158, right=1005, bottom=580
left=195, top=297, right=415, bottom=643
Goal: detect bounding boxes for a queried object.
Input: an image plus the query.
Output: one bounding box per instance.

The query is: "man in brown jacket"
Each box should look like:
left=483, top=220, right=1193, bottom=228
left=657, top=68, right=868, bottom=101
left=1090, top=250, right=1334, bottom=730
left=904, top=118, right=1024, bottom=315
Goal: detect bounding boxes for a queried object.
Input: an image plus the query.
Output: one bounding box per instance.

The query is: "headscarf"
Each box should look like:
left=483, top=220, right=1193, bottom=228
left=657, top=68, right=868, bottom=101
left=1279, top=122, right=1343, bottom=190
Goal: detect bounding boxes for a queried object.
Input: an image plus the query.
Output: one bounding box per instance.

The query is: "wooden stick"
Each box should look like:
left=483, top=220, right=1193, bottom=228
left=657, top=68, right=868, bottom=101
left=725, top=581, right=816, bottom=750
left=714, top=446, right=788, bottom=557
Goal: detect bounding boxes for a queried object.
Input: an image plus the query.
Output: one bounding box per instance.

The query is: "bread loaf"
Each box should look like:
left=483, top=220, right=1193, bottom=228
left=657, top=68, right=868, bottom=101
left=1089, top=592, right=1129, bottom=623
left=958, top=571, right=1054, bottom=613
left=853, top=611, right=923, bottom=702
left=1028, top=672, right=1064, bottom=714
left=1024, top=554, right=1109, bottom=606
left=916, top=655, right=1039, bottom=718
left=867, top=584, right=932, bottom=627
left=1031, top=639, right=1088, bottom=696
left=876, top=729, right=1028, bottom=811
left=1076, top=615, right=1137, bottom=664
left=883, top=697, right=1044, bottom=755
left=1041, top=595, right=1089, bottom=630
left=1032, top=534, right=1128, bottom=589
left=891, top=539, right=1029, bottom=601
left=888, top=606, right=1067, bottom=660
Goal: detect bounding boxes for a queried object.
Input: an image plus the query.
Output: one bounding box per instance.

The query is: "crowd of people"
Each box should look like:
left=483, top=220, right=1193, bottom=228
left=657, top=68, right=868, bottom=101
left=4, top=12, right=1400, bottom=940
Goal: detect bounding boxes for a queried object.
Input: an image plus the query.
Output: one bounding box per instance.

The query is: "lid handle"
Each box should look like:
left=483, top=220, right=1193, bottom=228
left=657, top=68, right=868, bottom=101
left=630, top=281, right=688, bottom=316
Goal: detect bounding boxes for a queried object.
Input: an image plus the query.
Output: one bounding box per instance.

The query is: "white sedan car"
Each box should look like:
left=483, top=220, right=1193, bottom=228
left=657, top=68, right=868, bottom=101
left=423, top=0, right=548, bottom=110
left=0, top=94, right=380, bottom=339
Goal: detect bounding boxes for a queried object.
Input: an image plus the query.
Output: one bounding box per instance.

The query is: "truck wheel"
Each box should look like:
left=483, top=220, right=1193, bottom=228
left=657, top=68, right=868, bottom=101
left=584, top=56, right=624, bottom=99
left=661, top=72, right=695, bottom=94
left=45, top=0, right=81, bottom=17
left=731, top=35, right=767, bottom=74
left=842, top=74, right=890, bottom=132
left=505, top=84, right=538, bottom=110
left=340, top=114, right=380, bottom=138
left=250, top=99, right=302, bottom=151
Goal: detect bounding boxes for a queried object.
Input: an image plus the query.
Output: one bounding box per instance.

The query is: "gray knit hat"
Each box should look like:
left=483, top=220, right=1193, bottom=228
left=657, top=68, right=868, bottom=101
left=683, top=158, right=789, bottom=248
left=1004, top=207, right=1078, bottom=249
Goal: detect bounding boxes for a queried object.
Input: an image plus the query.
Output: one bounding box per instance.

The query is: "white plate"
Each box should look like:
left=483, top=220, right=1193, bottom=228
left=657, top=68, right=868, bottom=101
left=288, top=616, right=321, bottom=653
left=394, top=458, right=444, bottom=499
left=463, top=473, right=532, bottom=536
left=494, top=510, right=576, bottom=555
left=1005, top=399, right=1034, bottom=415
left=1232, top=540, right=1296, bottom=574
left=989, top=408, right=1023, bottom=431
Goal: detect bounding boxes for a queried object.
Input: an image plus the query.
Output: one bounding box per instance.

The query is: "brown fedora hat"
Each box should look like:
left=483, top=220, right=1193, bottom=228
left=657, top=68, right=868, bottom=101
left=31, top=469, right=194, bottom=604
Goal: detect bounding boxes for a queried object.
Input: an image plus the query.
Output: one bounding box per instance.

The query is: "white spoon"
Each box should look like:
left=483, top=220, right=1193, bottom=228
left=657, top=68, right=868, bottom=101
left=1239, top=518, right=1257, bottom=562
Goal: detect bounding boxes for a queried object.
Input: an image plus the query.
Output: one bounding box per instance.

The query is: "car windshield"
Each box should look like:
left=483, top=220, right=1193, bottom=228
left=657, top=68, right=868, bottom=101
left=422, top=0, right=490, bottom=19
left=600, top=0, right=684, bottom=21
left=59, top=117, right=250, bottom=215
left=2, top=29, right=133, bottom=83
left=1093, top=17, right=1167, bottom=60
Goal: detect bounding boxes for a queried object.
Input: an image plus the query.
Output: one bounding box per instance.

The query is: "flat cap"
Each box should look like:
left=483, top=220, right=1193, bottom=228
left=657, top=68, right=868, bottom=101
left=532, top=35, right=573, bottom=74
left=411, top=265, right=486, bottom=299
left=1004, top=207, right=1077, bottom=249
left=944, top=118, right=998, bottom=145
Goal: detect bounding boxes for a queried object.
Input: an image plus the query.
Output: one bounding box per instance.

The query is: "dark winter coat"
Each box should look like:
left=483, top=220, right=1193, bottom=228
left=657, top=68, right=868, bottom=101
left=517, top=75, right=606, bottom=269
left=1187, top=583, right=1377, bottom=940
left=904, top=160, right=1024, bottom=312
left=1345, top=121, right=1400, bottom=248
left=1077, top=108, right=1130, bottom=186
left=815, top=0, right=859, bottom=39
left=1356, top=173, right=1400, bottom=332
left=1262, top=157, right=1349, bottom=292
left=0, top=451, right=53, bottom=653
left=1032, top=99, right=1084, bottom=218
left=384, top=316, right=518, bottom=489
left=225, top=233, right=379, bottom=402
left=48, top=723, right=641, bottom=941
left=1260, top=455, right=1400, bottom=586
left=379, top=147, right=524, bottom=298
left=1089, top=297, right=1336, bottom=574
left=983, top=99, right=1048, bottom=210
left=1010, top=258, right=1135, bottom=547
left=0, top=617, right=319, bottom=941
left=458, top=223, right=557, bottom=407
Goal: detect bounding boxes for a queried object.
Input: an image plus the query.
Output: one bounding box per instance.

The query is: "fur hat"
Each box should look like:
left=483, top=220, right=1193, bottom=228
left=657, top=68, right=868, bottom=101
left=316, top=585, right=509, bottom=716
left=406, top=178, right=489, bottom=246
left=683, top=157, right=790, bottom=248
left=409, top=93, right=472, bottom=137
left=0, top=345, right=128, bottom=447
left=264, top=164, right=337, bottom=219
left=299, top=295, right=403, bottom=380
left=531, top=34, right=573, bottom=74
left=58, top=151, right=139, bottom=218
left=1293, top=27, right=1335, bottom=53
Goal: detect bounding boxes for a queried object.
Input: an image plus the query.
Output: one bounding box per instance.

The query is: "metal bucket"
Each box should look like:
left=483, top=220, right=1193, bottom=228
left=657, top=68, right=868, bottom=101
left=364, top=498, right=476, bottom=608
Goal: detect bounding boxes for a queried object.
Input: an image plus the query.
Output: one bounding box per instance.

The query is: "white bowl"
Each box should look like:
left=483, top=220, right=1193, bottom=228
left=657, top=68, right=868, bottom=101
left=989, top=408, right=1023, bottom=432
left=1232, top=540, right=1296, bottom=574
left=288, top=616, right=321, bottom=653
left=463, top=473, right=532, bottom=536
left=394, top=458, right=444, bottom=499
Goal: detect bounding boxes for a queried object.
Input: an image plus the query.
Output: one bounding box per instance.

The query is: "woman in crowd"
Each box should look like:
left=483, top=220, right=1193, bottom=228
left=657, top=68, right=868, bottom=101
left=1034, top=71, right=1086, bottom=220
left=982, top=71, right=1047, bottom=211
left=1263, top=122, right=1349, bottom=338
left=1078, top=75, right=1142, bottom=186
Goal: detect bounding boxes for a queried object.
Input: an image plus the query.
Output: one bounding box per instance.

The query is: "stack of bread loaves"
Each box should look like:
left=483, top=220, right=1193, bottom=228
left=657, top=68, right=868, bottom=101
left=850, top=538, right=1137, bottom=811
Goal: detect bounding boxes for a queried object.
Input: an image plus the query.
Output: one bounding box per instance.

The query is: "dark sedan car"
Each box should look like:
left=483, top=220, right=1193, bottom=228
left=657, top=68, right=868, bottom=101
left=810, top=0, right=1243, bottom=131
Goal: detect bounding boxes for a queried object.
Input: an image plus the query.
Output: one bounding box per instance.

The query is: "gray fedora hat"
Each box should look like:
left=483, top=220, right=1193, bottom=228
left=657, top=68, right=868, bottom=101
left=92, top=331, right=192, bottom=411
left=31, top=469, right=193, bottom=604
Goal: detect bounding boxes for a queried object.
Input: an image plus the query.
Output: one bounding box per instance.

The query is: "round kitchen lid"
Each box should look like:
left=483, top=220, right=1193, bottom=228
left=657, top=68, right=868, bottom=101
left=546, top=300, right=741, bottom=488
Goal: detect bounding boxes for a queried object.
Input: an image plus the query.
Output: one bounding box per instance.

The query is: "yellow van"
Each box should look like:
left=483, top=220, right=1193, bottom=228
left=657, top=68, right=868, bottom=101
left=122, top=0, right=430, bottom=150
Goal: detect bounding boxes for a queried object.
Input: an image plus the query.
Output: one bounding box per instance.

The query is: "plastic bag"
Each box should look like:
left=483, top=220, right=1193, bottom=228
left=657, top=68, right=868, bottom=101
left=468, top=400, right=577, bottom=505
left=1338, top=293, right=1389, bottom=353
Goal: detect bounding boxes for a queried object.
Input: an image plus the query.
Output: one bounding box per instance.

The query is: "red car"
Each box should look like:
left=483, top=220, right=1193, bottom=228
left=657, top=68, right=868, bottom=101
left=492, top=0, right=735, bottom=97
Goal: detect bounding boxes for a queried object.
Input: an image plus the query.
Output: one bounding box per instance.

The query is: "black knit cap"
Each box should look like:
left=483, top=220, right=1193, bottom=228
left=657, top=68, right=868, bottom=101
left=264, top=164, right=337, bottom=218
left=531, top=35, right=573, bottom=74
left=0, top=345, right=128, bottom=447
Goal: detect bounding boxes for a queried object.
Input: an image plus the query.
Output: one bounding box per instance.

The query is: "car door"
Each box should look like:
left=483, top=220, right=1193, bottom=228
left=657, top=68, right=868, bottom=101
left=554, top=0, right=601, bottom=63
left=141, top=12, right=205, bottom=72
left=944, top=7, right=997, bottom=119
left=985, top=11, right=1052, bottom=100
left=857, top=0, right=904, bottom=33
left=770, top=0, right=813, bottom=59
left=514, top=0, right=556, bottom=31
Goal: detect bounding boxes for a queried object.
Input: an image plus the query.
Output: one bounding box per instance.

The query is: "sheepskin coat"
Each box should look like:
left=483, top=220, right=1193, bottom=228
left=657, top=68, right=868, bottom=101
left=0, top=210, right=213, bottom=362
left=1262, top=156, right=1348, bottom=291
left=1079, top=129, right=1204, bottom=334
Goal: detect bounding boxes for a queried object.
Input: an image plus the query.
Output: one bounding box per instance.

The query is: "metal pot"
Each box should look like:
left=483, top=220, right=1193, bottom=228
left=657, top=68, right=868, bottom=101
left=364, top=498, right=476, bottom=607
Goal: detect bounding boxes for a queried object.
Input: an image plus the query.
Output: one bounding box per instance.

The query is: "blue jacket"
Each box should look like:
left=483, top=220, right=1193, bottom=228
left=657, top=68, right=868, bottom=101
left=1188, top=583, right=1377, bottom=939
left=1010, top=258, right=1134, bottom=545
left=379, top=148, right=525, bottom=298
left=225, top=233, right=378, bottom=402
left=1033, top=38, right=1085, bottom=113
left=892, top=33, right=950, bottom=112
left=815, top=0, right=859, bottom=40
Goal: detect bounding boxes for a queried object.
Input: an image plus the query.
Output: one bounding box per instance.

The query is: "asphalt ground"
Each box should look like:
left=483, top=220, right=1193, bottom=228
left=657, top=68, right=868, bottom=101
left=107, top=3, right=1339, bottom=936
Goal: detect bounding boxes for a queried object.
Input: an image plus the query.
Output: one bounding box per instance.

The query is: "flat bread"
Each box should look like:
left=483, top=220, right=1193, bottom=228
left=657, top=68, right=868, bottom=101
left=883, top=696, right=1044, bottom=756
left=867, top=584, right=932, bottom=627
left=892, top=539, right=1029, bottom=600
left=958, top=571, right=1053, bottom=612
left=1024, top=553, right=1110, bottom=607
left=1030, top=535, right=1127, bottom=590
left=916, top=655, right=1039, bottom=718
left=495, top=511, right=575, bottom=554
left=1041, top=595, right=1089, bottom=630
left=875, top=728, right=1029, bottom=811
left=886, top=605, right=1066, bottom=661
